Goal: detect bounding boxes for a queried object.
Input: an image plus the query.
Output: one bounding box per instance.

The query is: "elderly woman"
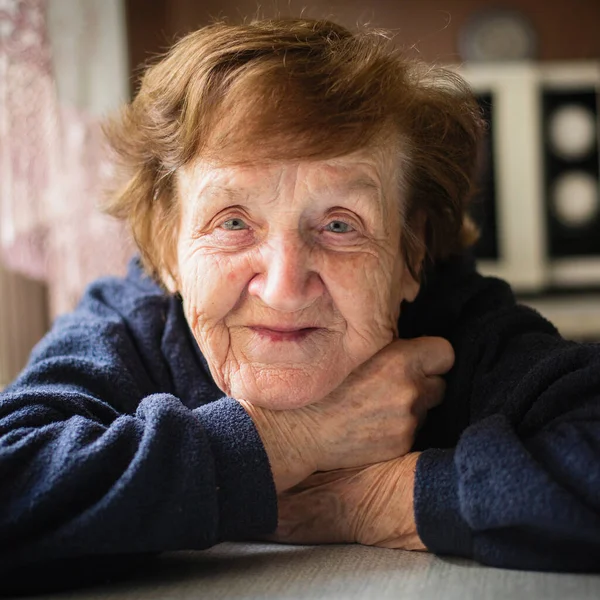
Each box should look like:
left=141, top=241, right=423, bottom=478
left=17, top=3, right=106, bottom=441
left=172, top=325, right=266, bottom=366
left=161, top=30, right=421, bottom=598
left=1, top=17, right=600, bottom=583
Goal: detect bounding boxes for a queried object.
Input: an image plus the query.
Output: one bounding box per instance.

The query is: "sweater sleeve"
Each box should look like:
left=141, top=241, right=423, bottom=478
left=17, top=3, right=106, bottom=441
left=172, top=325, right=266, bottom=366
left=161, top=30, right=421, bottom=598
left=414, top=300, right=600, bottom=572
left=0, top=281, right=277, bottom=575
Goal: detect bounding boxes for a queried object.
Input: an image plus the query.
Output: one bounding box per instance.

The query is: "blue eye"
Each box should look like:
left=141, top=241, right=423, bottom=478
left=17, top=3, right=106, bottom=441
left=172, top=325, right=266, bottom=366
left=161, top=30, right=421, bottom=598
left=325, top=220, right=353, bottom=233
left=221, top=218, right=248, bottom=230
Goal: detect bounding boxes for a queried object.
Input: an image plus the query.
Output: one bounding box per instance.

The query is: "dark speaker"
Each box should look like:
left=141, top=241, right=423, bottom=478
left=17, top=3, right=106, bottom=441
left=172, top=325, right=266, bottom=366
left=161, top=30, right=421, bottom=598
left=543, top=89, right=600, bottom=257
left=460, top=62, right=600, bottom=292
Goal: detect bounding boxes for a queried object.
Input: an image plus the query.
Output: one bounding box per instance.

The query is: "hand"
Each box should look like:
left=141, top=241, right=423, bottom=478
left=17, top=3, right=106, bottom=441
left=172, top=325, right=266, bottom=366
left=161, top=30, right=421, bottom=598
left=240, top=337, right=453, bottom=492
left=298, top=337, right=453, bottom=473
left=271, top=453, right=425, bottom=550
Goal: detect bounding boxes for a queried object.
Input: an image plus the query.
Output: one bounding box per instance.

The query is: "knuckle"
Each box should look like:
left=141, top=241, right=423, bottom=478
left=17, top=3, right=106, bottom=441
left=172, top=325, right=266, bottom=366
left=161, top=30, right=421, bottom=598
left=406, top=413, right=419, bottom=432
left=401, top=383, right=420, bottom=405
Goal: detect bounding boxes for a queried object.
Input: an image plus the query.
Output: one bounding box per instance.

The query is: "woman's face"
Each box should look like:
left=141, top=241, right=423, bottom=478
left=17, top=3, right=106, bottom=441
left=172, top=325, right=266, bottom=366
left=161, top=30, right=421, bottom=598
left=173, top=146, right=421, bottom=409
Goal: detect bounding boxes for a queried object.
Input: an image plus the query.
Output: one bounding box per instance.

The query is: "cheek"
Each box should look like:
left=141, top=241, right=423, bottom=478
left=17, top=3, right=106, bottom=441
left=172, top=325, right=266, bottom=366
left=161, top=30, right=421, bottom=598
left=178, top=250, right=254, bottom=330
left=321, top=250, right=402, bottom=321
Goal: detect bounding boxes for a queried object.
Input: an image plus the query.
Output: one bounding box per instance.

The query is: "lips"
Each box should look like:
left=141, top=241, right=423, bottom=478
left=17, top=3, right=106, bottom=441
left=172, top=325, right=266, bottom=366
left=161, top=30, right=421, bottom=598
left=248, top=326, right=320, bottom=342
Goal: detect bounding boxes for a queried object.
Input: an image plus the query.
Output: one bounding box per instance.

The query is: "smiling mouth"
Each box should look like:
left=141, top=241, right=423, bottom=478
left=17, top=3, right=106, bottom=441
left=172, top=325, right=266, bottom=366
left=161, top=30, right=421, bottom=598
left=249, top=326, right=320, bottom=342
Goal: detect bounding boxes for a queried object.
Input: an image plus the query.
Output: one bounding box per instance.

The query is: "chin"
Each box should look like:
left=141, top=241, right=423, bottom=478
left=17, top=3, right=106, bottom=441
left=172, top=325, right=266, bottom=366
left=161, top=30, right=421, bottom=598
left=227, top=365, right=344, bottom=410
left=247, top=390, right=320, bottom=410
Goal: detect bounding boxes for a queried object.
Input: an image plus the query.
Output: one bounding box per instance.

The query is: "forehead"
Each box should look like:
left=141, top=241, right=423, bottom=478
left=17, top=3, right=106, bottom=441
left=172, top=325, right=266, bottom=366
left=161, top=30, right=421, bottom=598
left=179, top=143, right=402, bottom=200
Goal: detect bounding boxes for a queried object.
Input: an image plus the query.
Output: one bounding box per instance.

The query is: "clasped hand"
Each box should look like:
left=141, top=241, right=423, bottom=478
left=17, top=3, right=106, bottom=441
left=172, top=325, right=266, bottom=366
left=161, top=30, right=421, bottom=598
left=240, top=337, right=453, bottom=550
left=273, top=453, right=425, bottom=549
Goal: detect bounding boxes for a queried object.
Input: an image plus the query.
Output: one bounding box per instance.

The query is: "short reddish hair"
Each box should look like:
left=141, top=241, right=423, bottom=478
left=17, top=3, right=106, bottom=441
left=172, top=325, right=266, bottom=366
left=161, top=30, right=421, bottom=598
left=104, top=17, right=482, bottom=284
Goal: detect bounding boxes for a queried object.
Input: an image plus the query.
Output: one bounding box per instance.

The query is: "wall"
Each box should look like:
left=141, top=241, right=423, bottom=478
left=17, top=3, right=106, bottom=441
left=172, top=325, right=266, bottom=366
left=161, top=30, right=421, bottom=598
left=126, top=0, right=600, bottom=84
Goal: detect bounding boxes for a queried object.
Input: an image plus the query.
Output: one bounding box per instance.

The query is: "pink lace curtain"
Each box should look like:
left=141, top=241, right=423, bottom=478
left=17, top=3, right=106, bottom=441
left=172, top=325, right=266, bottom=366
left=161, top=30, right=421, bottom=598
left=0, top=0, right=133, bottom=317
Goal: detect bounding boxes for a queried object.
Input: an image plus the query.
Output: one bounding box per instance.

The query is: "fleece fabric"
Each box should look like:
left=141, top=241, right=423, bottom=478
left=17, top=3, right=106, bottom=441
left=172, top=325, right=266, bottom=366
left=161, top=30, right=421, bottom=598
left=1, top=255, right=599, bottom=583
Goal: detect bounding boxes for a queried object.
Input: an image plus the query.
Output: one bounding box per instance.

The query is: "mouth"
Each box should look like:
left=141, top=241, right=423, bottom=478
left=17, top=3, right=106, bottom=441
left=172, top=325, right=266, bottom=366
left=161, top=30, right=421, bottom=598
left=248, top=326, right=321, bottom=342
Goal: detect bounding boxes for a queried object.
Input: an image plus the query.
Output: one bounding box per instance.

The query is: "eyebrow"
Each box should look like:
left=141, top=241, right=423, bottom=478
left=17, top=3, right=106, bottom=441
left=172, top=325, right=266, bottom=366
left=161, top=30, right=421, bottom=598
left=329, top=176, right=384, bottom=216
left=202, top=177, right=380, bottom=195
left=188, top=175, right=387, bottom=230
left=340, top=178, right=383, bottom=212
left=200, top=183, right=248, bottom=202
left=193, top=174, right=386, bottom=225
left=344, top=176, right=381, bottom=194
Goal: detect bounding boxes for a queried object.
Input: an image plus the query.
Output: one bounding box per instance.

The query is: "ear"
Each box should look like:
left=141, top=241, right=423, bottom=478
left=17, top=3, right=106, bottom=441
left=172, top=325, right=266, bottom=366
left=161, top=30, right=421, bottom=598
left=400, top=211, right=427, bottom=303
left=162, top=270, right=179, bottom=294
left=157, top=216, right=183, bottom=295
left=401, top=268, right=420, bottom=303
left=159, top=246, right=181, bottom=295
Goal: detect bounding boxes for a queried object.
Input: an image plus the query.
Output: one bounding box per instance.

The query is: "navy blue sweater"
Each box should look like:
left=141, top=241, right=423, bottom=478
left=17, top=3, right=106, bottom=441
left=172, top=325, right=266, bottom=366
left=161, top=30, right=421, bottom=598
left=1, top=255, right=599, bottom=582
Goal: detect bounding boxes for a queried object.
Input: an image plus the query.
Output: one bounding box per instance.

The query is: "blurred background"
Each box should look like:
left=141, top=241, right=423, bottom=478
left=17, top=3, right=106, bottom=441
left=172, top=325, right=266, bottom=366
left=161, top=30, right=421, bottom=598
left=1, top=0, right=600, bottom=387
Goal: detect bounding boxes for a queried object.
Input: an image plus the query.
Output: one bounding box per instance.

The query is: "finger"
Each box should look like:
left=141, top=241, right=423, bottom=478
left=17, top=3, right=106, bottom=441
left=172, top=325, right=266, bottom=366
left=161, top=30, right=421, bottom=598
left=412, top=376, right=446, bottom=427
left=420, top=375, right=447, bottom=410
left=410, top=337, right=455, bottom=376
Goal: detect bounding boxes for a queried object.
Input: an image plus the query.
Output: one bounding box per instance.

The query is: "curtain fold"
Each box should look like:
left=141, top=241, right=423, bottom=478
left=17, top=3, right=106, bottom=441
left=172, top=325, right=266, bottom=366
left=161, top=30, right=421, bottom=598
left=0, top=0, right=134, bottom=318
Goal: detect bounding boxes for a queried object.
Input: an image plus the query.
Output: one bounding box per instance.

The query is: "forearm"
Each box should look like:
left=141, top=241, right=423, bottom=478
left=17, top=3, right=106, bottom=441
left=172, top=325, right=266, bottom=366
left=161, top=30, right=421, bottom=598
left=0, top=390, right=277, bottom=573
left=414, top=414, right=600, bottom=572
left=418, top=304, right=600, bottom=571
left=353, top=452, right=425, bottom=551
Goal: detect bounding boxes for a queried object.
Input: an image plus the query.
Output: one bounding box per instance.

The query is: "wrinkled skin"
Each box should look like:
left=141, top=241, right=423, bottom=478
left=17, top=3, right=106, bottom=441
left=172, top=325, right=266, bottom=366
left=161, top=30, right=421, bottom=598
left=239, top=337, right=452, bottom=492
left=272, top=453, right=425, bottom=550
left=172, top=145, right=421, bottom=409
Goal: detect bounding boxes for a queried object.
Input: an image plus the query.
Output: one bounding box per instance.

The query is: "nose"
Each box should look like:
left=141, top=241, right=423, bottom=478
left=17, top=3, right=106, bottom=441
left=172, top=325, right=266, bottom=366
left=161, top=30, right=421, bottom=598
left=247, top=236, right=324, bottom=313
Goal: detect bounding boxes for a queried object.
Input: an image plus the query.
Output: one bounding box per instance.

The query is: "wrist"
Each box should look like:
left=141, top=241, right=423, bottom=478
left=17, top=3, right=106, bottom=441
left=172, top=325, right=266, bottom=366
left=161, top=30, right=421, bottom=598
left=237, top=399, right=316, bottom=492
left=393, top=452, right=426, bottom=551
left=354, top=452, right=425, bottom=551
